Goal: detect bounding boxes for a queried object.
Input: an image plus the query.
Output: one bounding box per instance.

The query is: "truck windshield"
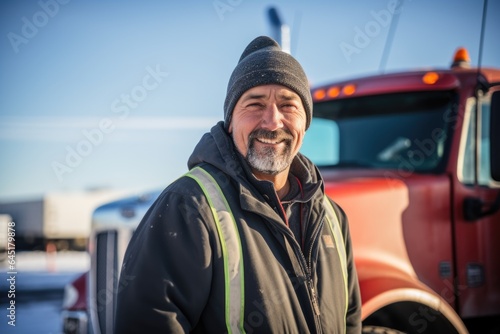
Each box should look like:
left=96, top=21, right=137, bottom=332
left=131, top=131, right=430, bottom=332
left=301, top=91, right=457, bottom=173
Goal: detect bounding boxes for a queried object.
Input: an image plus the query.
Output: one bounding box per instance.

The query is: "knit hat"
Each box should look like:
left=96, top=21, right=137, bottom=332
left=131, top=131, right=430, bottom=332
left=223, top=36, right=312, bottom=130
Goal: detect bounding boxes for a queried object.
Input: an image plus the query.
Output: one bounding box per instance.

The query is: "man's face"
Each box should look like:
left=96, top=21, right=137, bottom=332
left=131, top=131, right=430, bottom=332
left=228, top=84, right=307, bottom=176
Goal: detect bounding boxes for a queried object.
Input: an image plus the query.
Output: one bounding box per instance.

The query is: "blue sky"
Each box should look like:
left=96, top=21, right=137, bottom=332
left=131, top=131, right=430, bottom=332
left=1, top=0, right=499, bottom=201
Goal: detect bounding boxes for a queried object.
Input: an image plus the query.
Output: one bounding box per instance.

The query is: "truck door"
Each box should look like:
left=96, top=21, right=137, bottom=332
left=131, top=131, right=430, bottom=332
left=454, top=90, right=500, bottom=319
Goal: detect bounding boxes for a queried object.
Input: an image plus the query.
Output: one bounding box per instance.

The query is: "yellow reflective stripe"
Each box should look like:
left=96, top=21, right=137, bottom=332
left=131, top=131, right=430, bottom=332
left=323, top=195, right=348, bottom=330
left=186, top=167, right=245, bottom=334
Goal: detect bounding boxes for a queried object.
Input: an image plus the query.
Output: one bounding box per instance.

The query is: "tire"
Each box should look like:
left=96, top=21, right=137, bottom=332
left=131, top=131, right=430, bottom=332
left=362, top=325, right=406, bottom=334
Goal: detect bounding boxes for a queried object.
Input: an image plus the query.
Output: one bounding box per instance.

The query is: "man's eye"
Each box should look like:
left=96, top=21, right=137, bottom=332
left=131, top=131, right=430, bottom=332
left=247, top=103, right=264, bottom=108
left=281, top=104, right=297, bottom=110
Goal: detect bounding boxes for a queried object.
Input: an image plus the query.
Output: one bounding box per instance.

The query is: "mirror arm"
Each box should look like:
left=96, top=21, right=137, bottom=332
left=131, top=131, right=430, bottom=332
left=464, top=192, right=500, bottom=221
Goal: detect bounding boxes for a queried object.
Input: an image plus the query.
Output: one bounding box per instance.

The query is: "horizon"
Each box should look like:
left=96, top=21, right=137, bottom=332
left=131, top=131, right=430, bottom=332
left=1, top=0, right=499, bottom=202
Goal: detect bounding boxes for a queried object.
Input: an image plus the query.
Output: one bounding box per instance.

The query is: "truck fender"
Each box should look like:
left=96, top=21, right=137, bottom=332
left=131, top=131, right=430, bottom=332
left=359, top=273, right=469, bottom=334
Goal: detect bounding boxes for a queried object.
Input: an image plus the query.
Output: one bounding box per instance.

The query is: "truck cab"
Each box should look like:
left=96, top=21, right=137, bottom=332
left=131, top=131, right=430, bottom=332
left=303, top=48, right=500, bottom=332
left=62, top=49, right=500, bottom=333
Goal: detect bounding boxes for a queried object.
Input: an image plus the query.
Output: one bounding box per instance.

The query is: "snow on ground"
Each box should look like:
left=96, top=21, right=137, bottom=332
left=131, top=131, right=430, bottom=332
left=0, top=251, right=89, bottom=292
left=0, top=250, right=89, bottom=273
left=0, top=251, right=89, bottom=334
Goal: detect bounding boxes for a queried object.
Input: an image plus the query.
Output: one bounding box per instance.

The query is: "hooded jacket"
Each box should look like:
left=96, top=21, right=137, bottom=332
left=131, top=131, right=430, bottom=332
left=115, top=122, right=362, bottom=333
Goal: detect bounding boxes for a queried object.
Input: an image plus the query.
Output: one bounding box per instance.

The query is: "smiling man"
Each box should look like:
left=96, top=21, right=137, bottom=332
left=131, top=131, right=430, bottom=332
left=230, top=85, right=306, bottom=198
left=115, top=36, right=361, bottom=333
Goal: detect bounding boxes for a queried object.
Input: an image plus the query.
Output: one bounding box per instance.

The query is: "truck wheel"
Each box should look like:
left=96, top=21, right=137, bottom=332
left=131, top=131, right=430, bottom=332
left=362, top=325, right=406, bottom=334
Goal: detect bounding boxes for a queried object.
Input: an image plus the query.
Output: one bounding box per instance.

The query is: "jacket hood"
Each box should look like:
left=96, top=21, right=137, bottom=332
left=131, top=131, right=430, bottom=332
left=187, top=121, right=324, bottom=198
left=188, top=121, right=242, bottom=179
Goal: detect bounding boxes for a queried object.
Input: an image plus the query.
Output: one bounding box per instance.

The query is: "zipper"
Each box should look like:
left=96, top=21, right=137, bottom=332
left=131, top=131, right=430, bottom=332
left=306, top=213, right=324, bottom=277
left=309, top=279, right=321, bottom=316
left=272, top=213, right=325, bottom=333
left=266, top=186, right=326, bottom=332
left=305, top=215, right=325, bottom=333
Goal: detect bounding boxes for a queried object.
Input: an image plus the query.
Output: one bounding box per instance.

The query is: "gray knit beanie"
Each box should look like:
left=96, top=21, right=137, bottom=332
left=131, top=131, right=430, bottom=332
left=223, top=36, right=312, bottom=130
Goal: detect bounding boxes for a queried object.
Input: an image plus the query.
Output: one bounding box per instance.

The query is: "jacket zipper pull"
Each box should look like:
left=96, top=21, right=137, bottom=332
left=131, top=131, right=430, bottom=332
left=309, top=280, right=321, bottom=316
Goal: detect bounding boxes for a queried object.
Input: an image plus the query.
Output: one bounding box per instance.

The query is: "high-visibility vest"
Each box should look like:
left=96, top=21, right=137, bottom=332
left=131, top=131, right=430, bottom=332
left=186, top=166, right=348, bottom=333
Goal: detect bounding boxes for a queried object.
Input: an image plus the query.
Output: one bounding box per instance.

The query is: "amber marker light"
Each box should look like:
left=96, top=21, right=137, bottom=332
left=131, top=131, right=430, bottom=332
left=343, top=84, right=356, bottom=96
left=453, top=47, right=471, bottom=64
left=327, top=86, right=340, bottom=98
left=422, top=72, right=439, bottom=85
left=313, top=89, right=326, bottom=100
left=451, top=47, right=471, bottom=68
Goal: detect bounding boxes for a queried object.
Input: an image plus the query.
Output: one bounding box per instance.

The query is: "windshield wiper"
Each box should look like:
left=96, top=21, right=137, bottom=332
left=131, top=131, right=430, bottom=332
left=377, top=137, right=411, bottom=161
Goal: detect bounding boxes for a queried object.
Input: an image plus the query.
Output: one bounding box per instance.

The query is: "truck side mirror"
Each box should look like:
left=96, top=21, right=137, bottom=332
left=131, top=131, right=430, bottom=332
left=491, top=91, right=500, bottom=181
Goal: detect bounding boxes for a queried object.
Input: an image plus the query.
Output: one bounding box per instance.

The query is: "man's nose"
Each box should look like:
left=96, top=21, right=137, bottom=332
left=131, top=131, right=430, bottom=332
left=260, top=104, right=283, bottom=131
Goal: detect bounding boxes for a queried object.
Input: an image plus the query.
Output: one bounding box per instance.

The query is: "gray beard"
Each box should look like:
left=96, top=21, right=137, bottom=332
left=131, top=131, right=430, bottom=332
left=245, top=130, right=294, bottom=175
left=247, top=145, right=292, bottom=175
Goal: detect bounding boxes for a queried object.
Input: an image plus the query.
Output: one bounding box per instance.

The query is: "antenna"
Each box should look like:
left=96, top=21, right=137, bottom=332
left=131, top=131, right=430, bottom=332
left=379, top=0, right=404, bottom=73
left=477, top=0, right=488, bottom=71
left=473, top=0, right=489, bottom=186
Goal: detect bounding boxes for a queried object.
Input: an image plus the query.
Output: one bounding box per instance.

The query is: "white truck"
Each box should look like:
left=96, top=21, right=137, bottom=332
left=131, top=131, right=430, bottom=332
left=0, top=190, right=130, bottom=250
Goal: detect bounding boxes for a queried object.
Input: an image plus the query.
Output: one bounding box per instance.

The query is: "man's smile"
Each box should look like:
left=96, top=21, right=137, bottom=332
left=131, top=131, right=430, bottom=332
left=255, top=137, right=286, bottom=145
left=249, top=128, right=293, bottom=148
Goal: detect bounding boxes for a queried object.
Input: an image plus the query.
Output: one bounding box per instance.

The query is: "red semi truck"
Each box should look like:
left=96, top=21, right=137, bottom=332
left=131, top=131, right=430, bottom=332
left=62, top=48, right=500, bottom=333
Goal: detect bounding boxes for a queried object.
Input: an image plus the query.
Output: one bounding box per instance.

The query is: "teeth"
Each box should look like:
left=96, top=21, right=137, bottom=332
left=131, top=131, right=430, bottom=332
left=258, top=138, right=282, bottom=144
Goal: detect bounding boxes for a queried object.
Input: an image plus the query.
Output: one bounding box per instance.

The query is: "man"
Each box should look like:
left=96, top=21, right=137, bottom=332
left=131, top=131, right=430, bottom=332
left=115, top=36, right=361, bottom=333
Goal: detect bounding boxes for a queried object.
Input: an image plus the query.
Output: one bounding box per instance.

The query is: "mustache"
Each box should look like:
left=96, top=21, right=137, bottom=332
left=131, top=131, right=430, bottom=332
left=248, top=128, right=293, bottom=142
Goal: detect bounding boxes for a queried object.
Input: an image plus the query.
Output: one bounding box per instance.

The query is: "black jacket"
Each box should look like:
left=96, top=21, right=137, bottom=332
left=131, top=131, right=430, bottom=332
left=115, top=122, right=362, bottom=333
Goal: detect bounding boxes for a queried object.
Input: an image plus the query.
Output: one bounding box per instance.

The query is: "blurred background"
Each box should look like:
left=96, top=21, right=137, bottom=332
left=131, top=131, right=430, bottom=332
left=0, top=0, right=499, bottom=332
left=1, top=0, right=499, bottom=202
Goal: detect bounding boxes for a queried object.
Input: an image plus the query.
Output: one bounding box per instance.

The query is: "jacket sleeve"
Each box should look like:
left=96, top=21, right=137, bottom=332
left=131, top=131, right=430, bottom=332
left=114, top=178, right=214, bottom=333
left=332, top=200, right=362, bottom=334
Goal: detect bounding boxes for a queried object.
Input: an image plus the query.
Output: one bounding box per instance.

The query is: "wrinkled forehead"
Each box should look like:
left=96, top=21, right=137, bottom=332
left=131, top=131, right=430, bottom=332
left=239, top=84, right=303, bottom=104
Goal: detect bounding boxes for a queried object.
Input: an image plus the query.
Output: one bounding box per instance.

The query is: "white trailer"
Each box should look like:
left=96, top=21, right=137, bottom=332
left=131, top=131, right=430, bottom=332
left=43, top=191, right=129, bottom=245
left=0, top=190, right=131, bottom=250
